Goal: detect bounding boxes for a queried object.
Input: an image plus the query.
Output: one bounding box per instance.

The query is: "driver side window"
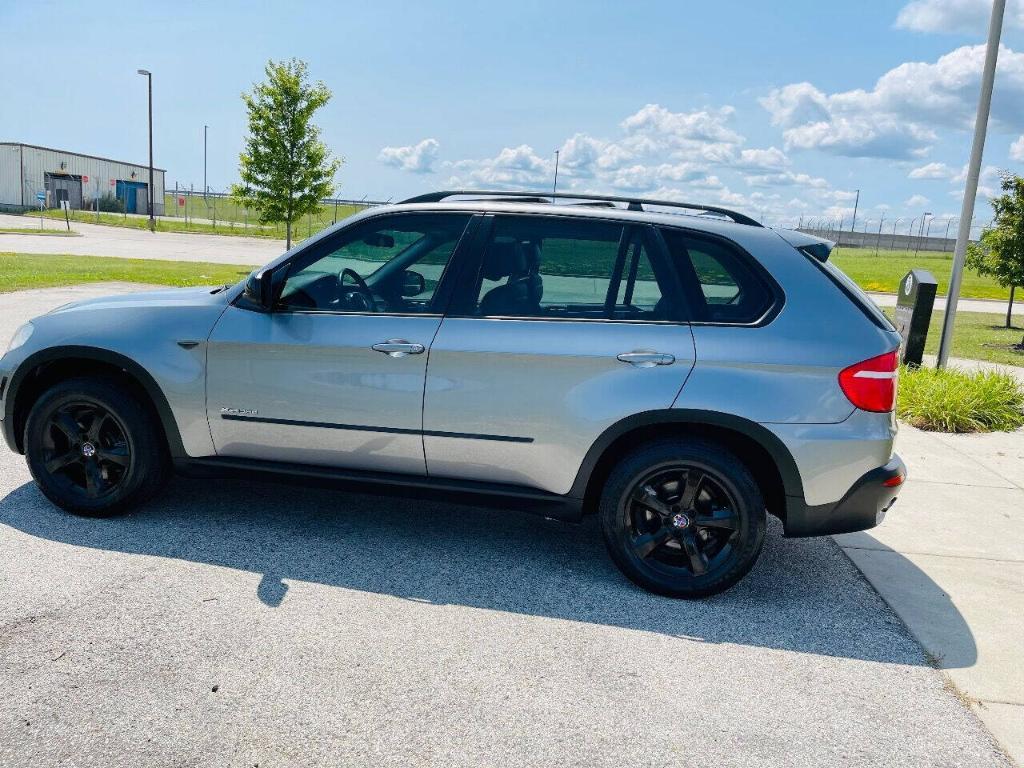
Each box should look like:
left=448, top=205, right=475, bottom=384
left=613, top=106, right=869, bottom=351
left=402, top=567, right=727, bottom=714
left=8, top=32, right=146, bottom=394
left=277, top=213, right=471, bottom=313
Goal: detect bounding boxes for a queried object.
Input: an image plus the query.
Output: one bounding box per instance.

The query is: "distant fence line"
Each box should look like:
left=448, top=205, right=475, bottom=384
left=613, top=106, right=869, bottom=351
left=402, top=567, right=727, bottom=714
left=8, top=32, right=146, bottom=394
left=796, top=227, right=979, bottom=253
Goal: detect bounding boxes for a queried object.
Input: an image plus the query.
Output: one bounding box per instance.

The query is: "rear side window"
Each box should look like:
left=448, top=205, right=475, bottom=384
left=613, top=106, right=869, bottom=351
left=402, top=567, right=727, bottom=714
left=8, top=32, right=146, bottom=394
left=661, top=229, right=774, bottom=324
left=469, top=216, right=673, bottom=321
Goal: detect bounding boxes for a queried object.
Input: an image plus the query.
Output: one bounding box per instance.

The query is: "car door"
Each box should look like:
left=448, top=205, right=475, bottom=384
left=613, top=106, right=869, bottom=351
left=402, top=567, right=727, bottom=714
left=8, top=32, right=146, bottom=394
left=422, top=214, right=696, bottom=495
left=206, top=212, right=475, bottom=474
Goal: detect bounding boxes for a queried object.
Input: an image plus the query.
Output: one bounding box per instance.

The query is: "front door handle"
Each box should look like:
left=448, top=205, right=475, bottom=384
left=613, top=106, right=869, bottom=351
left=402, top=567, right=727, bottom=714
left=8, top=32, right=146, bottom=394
left=372, top=339, right=425, bottom=357
left=616, top=351, right=675, bottom=368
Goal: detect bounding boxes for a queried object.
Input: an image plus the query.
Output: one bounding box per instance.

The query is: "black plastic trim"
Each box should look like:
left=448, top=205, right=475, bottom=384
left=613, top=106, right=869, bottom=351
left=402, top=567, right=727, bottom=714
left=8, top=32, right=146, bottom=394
left=784, top=455, right=905, bottom=537
left=567, top=409, right=805, bottom=503
left=3, top=345, right=186, bottom=457
left=220, top=413, right=533, bottom=443
left=175, top=456, right=581, bottom=521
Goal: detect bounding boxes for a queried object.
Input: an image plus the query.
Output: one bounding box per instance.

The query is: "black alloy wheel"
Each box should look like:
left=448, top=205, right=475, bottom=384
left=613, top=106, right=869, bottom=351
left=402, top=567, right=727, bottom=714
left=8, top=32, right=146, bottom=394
left=600, top=439, right=766, bottom=598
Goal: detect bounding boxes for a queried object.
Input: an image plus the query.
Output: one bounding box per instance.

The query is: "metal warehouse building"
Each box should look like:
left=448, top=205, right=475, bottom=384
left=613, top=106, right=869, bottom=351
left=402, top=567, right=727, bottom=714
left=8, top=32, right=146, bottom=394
left=0, top=142, right=165, bottom=215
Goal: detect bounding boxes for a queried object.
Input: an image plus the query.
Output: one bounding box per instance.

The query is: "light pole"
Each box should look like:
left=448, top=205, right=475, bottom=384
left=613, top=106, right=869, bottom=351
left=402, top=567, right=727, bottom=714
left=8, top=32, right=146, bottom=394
left=203, top=124, right=208, bottom=200
left=906, top=217, right=919, bottom=253
left=137, top=69, right=155, bottom=232
left=850, top=189, right=860, bottom=232
left=939, top=0, right=1006, bottom=368
left=914, top=211, right=932, bottom=257
left=552, top=149, right=560, bottom=201
left=890, top=218, right=902, bottom=250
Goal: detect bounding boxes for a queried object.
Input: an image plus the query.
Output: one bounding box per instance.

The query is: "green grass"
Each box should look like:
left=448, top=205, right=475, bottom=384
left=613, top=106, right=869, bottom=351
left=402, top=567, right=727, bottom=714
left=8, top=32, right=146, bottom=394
left=897, top=364, right=1024, bottom=432
left=0, top=252, right=254, bottom=293
left=831, top=246, right=1008, bottom=300
left=0, top=227, right=78, bottom=236
left=883, top=308, right=1024, bottom=367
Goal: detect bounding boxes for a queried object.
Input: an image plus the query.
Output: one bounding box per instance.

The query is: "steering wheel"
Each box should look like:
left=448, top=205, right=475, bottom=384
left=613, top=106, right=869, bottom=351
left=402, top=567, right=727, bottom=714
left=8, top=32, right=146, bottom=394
left=339, top=268, right=379, bottom=312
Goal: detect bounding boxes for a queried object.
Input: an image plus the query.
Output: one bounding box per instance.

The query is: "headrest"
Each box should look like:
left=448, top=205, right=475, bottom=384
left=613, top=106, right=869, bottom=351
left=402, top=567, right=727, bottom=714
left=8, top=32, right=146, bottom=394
left=481, top=238, right=528, bottom=281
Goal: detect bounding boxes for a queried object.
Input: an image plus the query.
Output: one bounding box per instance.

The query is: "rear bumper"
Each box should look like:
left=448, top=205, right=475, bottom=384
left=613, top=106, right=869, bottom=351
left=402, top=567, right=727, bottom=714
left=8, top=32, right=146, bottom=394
left=784, top=455, right=905, bottom=537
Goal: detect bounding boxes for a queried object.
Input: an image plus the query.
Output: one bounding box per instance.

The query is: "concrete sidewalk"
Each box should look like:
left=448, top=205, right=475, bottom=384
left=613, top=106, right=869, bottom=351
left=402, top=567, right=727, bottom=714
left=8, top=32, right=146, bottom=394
left=836, top=424, right=1024, bottom=765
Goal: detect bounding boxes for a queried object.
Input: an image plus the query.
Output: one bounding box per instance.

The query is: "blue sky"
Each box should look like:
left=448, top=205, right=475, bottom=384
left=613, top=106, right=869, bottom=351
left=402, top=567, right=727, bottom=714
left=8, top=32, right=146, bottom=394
left=2, top=0, right=1023, bottom=231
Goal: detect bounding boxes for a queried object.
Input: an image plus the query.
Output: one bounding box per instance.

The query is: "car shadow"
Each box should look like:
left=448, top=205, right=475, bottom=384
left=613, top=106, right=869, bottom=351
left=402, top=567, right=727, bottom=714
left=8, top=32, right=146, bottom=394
left=0, top=476, right=977, bottom=668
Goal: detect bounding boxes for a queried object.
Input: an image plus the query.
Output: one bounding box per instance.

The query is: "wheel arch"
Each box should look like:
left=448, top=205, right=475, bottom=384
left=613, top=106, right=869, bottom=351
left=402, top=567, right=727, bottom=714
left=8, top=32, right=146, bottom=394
left=571, top=410, right=805, bottom=524
left=4, top=346, right=185, bottom=458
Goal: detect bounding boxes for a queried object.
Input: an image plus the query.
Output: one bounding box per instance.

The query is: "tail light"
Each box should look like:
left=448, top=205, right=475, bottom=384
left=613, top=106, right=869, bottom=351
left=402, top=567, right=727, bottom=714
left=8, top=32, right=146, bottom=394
left=838, top=349, right=899, bottom=412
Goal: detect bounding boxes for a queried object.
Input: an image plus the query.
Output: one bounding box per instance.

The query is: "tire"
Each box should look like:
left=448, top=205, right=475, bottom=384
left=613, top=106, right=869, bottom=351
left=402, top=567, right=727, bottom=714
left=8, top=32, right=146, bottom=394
left=599, top=438, right=766, bottom=598
left=24, top=377, right=171, bottom=517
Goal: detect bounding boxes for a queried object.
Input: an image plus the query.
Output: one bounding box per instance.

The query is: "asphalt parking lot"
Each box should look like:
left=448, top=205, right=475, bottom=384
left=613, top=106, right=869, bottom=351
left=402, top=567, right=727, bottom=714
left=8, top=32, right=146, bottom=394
left=0, top=286, right=1011, bottom=767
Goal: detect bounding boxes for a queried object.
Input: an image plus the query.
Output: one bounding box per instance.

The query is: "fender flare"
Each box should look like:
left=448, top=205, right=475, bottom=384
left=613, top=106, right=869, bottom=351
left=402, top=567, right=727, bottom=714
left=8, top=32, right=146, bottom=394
left=567, top=408, right=805, bottom=503
left=3, top=345, right=186, bottom=457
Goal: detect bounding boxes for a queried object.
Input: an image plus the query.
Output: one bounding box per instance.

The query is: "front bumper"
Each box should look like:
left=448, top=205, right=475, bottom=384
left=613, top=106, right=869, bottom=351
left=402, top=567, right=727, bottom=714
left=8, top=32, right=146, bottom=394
left=784, top=455, right=905, bottom=537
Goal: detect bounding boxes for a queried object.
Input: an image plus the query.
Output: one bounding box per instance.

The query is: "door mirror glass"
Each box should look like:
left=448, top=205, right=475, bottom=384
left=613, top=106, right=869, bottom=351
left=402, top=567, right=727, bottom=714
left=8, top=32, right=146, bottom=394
left=401, top=270, right=426, bottom=297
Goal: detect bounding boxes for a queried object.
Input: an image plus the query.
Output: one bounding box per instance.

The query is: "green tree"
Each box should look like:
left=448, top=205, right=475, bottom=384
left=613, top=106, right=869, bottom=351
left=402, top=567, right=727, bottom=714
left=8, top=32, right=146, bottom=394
left=231, top=59, right=341, bottom=249
left=965, top=172, right=1024, bottom=342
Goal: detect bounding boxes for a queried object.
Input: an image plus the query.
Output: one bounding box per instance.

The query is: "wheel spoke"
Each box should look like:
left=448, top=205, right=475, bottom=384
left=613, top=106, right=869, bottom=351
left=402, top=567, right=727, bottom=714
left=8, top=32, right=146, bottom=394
left=86, top=412, right=111, bottom=442
left=632, top=484, right=672, bottom=517
left=679, top=531, right=708, bottom=575
left=97, top=444, right=130, bottom=467
left=84, top=462, right=104, bottom=497
left=45, top=450, right=80, bottom=474
left=632, top=527, right=672, bottom=559
left=678, top=470, right=704, bottom=511
left=52, top=412, right=81, bottom=444
left=695, top=508, right=739, bottom=531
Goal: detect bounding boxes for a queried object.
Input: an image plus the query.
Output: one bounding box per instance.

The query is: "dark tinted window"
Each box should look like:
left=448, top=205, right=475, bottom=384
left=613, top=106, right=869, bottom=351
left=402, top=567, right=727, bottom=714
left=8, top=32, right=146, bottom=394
left=278, top=214, right=470, bottom=313
left=661, top=229, right=774, bottom=323
left=472, top=217, right=668, bottom=321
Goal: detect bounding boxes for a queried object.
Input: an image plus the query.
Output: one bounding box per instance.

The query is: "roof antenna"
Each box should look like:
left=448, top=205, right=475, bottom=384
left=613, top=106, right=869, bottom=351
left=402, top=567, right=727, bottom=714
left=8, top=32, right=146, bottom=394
left=552, top=149, right=560, bottom=203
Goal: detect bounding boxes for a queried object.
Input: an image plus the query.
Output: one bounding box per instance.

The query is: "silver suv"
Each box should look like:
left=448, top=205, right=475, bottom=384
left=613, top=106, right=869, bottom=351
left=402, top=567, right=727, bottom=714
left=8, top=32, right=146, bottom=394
left=0, top=191, right=906, bottom=597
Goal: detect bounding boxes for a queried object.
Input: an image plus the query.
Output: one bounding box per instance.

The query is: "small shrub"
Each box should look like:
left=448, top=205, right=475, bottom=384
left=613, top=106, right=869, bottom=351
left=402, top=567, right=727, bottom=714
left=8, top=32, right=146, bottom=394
left=96, top=193, right=124, bottom=213
left=897, top=365, right=1024, bottom=433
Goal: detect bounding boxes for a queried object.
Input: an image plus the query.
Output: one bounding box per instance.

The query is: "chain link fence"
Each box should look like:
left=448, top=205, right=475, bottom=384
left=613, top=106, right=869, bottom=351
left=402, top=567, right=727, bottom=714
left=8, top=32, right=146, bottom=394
left=161, top=187, right=388, bottom=239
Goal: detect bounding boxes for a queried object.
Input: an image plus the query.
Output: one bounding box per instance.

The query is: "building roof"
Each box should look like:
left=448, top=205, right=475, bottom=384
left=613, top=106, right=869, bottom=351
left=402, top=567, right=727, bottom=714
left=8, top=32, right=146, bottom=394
left=0, top=142, right=167, bottom=173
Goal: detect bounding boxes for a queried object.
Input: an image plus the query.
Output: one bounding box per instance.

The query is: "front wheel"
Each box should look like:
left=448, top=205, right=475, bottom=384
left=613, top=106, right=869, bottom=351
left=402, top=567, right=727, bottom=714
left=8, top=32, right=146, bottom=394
left=25, top=377, right=170, bottom=517
left=599, top=438, right=766, bottom=598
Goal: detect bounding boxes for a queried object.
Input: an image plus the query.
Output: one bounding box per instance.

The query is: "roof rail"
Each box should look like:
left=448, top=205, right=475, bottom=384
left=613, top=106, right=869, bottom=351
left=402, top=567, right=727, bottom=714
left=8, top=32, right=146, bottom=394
left=398, top=190, right=763, bottom=227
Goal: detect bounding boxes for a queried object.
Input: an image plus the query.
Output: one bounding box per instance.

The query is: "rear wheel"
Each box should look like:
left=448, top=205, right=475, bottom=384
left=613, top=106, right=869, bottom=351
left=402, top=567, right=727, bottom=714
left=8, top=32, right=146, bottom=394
left=25, top=378, right=170, bottom=517
left=599, top=438, right=766, bottom=598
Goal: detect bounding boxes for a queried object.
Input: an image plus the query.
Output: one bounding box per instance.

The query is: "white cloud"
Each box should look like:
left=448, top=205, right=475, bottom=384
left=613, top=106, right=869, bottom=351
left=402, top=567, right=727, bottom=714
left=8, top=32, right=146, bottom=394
left=905, top=194, right=931, bottom=207
left=1011, top=135, right=1024, bottom=161
left=743, top=171, right=829, bottom=188
left=734, top=146, right=790, bottom=171
left=760, top=44, right=1024, bottom=159
left=377, top=138, right=440, bottom=173
left=447, top=144, right=552, bottom=189
left=621, top=103, right=743, bottom=147
left=908, top=162, right=953, bottom=179
left=895, top=0, right=1024, bottom=33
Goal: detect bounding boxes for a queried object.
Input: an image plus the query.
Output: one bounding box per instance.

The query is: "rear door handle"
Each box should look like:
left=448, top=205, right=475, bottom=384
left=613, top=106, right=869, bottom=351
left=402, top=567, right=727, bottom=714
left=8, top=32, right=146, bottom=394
left=616, top=351, right=675, bottom=368
left=372, top=339, right=425, bottom=357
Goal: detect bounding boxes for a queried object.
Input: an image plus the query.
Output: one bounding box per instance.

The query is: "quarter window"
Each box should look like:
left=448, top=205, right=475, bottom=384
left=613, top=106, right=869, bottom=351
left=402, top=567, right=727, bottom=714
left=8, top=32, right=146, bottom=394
left=471, top=217, right=670, bottom=321
left=661, top=229, right=774, bottom=323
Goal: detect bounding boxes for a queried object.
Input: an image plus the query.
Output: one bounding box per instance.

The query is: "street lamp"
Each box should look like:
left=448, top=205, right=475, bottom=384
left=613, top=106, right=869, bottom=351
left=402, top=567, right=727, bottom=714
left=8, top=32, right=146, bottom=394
left=137, top=69, right=154, bottom=232
left=914, top=212, right=932, bottom=257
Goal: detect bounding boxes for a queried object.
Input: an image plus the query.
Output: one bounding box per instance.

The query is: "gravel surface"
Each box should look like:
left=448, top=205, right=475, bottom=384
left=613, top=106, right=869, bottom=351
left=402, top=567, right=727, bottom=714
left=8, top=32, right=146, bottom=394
left=0, top=284, right=1011, bottom=767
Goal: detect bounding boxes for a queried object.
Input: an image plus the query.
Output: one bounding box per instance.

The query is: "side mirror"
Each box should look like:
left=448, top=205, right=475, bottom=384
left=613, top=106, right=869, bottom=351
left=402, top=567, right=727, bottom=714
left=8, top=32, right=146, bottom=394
left=243, top=267, right=276, bottom=310
left=401, top=270, right=426, bottom=297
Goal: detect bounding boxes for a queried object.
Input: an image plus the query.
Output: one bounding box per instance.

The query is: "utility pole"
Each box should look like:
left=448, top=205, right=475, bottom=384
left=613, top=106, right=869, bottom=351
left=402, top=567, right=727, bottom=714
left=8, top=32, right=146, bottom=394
left=850, top=189, right=860, bottom=231
left=137, top=68, right=155, bottom=232
left=203, top=124, right=208, bottom=200
left=938, top=0, right=1005, bottom=368
left=552, top=150, right=560, bottom=202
